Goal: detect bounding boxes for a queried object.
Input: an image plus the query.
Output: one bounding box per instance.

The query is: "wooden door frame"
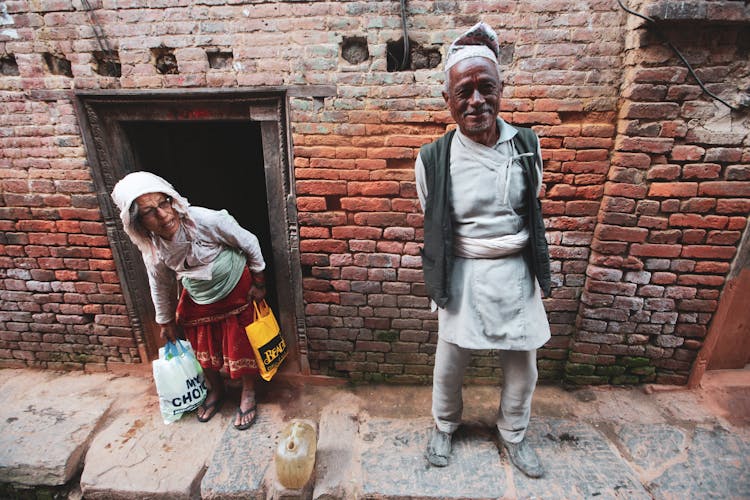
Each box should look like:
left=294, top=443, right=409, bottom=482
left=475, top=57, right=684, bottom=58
left=74, top=87, right=332, bottom=374
left=689, top=219, right=750, bottom=387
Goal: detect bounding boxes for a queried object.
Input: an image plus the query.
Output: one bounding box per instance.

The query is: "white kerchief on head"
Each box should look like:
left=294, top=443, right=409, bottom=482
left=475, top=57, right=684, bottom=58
left=111, top=171, right=192, bottom=264
left=445, top=21, right=500, bottom=72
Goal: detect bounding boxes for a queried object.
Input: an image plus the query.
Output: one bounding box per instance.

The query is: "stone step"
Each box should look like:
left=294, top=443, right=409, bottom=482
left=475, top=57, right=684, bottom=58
left=0, top=370, right=113, bottom=488
left=3, top=368, right=749, bottom=499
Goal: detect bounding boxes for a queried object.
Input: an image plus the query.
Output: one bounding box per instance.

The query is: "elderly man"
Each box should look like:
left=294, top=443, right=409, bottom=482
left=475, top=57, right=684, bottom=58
left=415, top=22, right=552, bottom=478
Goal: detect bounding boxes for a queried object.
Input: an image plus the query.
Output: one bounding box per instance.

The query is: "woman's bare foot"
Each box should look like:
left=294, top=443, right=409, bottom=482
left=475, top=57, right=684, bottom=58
left=197, top=369, right=224, bottom=422
left=234, top=375, right=257, bottom=430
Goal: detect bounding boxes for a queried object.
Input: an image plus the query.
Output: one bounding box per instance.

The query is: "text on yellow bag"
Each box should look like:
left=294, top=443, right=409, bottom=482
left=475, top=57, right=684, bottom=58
left=245, top=300, right=287, bottom=381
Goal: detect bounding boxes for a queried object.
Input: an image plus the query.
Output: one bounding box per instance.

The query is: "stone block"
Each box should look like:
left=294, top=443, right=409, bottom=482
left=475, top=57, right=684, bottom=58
left=0, top=370, right=112, bottom=486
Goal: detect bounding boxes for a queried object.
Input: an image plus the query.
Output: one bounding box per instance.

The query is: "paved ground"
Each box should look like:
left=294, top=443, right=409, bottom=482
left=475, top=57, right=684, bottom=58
left=0, top=366, right=748, bottom=499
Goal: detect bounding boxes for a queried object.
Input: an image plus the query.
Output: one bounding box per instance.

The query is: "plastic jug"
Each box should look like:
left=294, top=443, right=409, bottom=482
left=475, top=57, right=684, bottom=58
left=275, top=420, right=317, bottom=489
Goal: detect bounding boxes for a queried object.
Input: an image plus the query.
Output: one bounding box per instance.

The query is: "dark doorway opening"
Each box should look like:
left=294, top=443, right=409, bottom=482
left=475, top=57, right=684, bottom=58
left=75, top=90, right=316, bottom=373
left=121, top=121, right=278, bottom=312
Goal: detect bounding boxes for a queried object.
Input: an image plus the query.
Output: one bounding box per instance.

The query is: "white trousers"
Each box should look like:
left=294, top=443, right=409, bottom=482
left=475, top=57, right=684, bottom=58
left=431, top=338, right=538, bottom=443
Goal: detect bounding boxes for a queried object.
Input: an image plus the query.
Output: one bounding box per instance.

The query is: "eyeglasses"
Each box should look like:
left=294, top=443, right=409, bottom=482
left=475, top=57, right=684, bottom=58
left=138, top=196, right=173, bottom=220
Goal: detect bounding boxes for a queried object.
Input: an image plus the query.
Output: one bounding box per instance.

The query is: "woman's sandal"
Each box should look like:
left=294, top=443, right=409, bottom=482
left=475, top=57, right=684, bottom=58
left=234, top=403, right=257, bottom=430
left=196, top=397, right=223, bottom=423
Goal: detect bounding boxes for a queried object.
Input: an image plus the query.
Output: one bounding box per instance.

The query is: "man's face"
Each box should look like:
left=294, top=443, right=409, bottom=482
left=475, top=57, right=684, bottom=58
left=442, top=57, right=502, bottom=144
left=135, top=192, right=180, bottom=240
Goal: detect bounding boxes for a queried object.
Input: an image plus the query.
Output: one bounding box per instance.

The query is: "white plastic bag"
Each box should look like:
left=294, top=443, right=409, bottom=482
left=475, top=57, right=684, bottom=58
left=152, top=339, right=208, bottom=424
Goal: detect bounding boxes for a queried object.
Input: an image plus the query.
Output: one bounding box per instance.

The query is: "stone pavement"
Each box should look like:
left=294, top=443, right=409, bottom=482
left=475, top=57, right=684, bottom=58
left=0, top=366, right=748, bottom=499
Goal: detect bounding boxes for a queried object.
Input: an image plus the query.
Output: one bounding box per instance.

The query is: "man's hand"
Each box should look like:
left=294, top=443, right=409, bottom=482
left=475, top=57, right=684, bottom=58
left=159, top=321, right=179, bottom=343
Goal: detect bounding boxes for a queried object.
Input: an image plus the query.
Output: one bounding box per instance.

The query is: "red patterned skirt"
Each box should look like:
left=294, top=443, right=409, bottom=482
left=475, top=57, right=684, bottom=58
left=176, top=267, right=258, bottom=379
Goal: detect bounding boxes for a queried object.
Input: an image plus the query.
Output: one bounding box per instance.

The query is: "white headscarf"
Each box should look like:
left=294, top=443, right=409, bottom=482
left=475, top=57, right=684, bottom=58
left=110, top=171, right=193, bottom=265
left=444, top=21, right=500, bottom=73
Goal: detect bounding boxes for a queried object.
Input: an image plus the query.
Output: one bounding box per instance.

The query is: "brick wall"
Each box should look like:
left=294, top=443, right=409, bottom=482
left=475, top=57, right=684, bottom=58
left=567, top=14, right=750, bottom=385
left=0, top=0, right=747, bottom=383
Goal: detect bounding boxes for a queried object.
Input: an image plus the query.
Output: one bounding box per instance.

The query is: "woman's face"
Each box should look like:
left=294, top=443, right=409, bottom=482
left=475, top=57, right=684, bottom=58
left=134, top=192, right=180, bottom=240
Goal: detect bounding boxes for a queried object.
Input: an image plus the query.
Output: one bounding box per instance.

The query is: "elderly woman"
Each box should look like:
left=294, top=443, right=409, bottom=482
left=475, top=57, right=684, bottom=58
left=112, top=171, right=267, bottom=430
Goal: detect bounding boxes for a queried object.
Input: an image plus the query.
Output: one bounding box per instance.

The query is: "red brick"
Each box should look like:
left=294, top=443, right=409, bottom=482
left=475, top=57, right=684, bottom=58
left=622, top=102, right=679, bottom=119
left=694, top=261, right=731, bottom=274
left=698, top=181, right=750, bottom=197
left=340, top=197, right=391, bottom=211
left=633, top=67, right=688, bottom=83
left=611, top=153, right=651, bottom=168
left=348, top=181, right=400, bottom=196
left=547, top=184, right=576, bottom=199
left=352, top=212, right=406, bottom=227
left=297, top=197, right=327, bottom=211
left=366, top=147, right=414, bottom=159
left=706, top=231, right=741, bottom=245
left=595, top=224, right=648, bottom=243
left=680, top=198, right=715, bottom=213
left=647, top=165, right=680, bottom=180
left=296, top=180, right=347, bottom=195
left=56, top=208, right=102, bottom=221
left=659, top=121, right=688, bottom=139
left=604, top=183, right=648, bottom=199
left=565, top=200, right=601, bottom=216
left=668, top=214, right=728, bottom=229
left=616, top=137, right=674, bottom=154
left=648, top=182, right=698, bottom=198
left=670, top=145, right=705, bottom=161
left=704, top=148, right=742, bottom=163
left=512, top=112, right=561, bottom=125
left=564, top=137, right=613, bottom=149
left=728, top=217, right=748, bottom=230
left=581, top=124, right=615, bottom=137
left=716, top=199, right=750, bottom=214
left=682, top=163, right=721, bottom=180
left=726, top=166, right=750, bottom=181
left=682, top=229, right=706, bottom=244
left=637, top=216, right=668, bottom=229
left=681, top=245, right=736, bottom=260
left=16, top=220, right=56, bottom=232
left=660, top=199, right=681, bottom=212
left=631, top=244, right=682, bottom=258
left=649, top=230, right=681, bottom=244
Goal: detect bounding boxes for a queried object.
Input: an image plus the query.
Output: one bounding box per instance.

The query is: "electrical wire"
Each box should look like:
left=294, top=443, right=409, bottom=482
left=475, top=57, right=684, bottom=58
left=617, top=0, right=742, bottom=111
left=399, top=0, right=410, bottom=70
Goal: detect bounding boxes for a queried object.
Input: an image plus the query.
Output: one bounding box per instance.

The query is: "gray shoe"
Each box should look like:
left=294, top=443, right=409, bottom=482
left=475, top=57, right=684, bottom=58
left=500, top=437, right=544, bottom=478
left=426, top=427, right=452, bottom=467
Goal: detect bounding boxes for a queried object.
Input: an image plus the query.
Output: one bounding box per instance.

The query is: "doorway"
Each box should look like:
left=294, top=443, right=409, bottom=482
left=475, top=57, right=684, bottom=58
left=121, top=121, right=278, bottom=313
left=75, top=90, right=308, bottom=373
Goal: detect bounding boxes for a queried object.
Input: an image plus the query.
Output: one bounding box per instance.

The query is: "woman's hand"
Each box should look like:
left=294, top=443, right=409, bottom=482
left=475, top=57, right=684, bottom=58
left=159, top=321, right=179, bottom=344
left=249, top=284, right=266, bottom=302
left=249, top=271, right=267, bottom=302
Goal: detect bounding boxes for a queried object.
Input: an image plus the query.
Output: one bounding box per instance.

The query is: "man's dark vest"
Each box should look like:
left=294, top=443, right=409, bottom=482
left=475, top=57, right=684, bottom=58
left=419, top=126, right=552, bottom=308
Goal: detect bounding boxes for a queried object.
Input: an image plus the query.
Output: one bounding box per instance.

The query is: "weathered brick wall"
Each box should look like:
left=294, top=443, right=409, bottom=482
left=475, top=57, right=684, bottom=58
left=0, top=0, right=747, bottom=383
left=568, top=8, right=750, bottom=385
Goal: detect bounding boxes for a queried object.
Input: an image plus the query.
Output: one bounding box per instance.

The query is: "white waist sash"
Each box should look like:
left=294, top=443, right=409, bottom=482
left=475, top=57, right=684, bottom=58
left=453, top=228, right=529, bottom=259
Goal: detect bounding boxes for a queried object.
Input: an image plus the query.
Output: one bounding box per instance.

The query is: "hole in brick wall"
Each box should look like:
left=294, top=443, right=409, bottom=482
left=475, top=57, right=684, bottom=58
left=386, top=38, right=441, bottom=72
left=43, top=52, right=73, bottom=77
left=301, top=265, right=312, bottom=277
left=498, top=44, right=515, bottom=65
left=0, top=53, right=19, bottom=75
left=151, top=47, right=179, bottom=74
left=207, top=50, right=233, bottom=70
left=93, top=50, right=121, bottom=77
left=341, top=36, right=369, bottom=65
left=324, top=195, right=341, bottom=210
left=738, top=27, right=750, bottom=58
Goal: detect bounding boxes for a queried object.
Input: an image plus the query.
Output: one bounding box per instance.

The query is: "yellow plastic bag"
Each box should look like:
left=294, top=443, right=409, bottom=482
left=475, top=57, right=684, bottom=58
left=245, top=300, right=287, bottom=381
